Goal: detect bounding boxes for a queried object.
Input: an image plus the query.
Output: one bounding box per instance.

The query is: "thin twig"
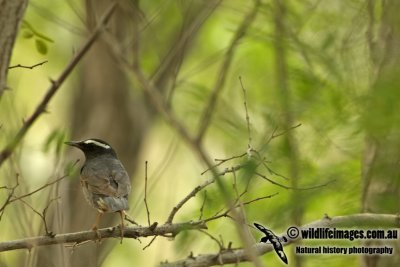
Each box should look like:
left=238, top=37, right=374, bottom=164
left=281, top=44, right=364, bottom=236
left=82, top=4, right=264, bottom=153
left=198, top=190, right=207, bottom=221
left=143, top=236, right=157, bottom=250
left=0, top=160, right=78, bottom=217
left=241, top=194, right=279, bottom=206
left=255, top=172, right=334, bottom=190
left=198, top=229, right=224, bottom=250
left=263, top=123, right=302, bottom=146
left=219, top=165, right=242, bottom=176
left=0, top=1, right=118, bottom=168
left=9, top=168, right=76, bottom=205
left=166, top=179, right=214, bottom=224
left=250, top=149, right=289, bottom=180
left=8, top=60, right=48, bottom=70
left=232, top=168, right=241, bottom=200
left=201, top=153, right=247, bottom=175
left=0, top=174, right=19, bottom=220
left=239, top=76, right=252, bottom=150
left=144, top=161, right=151, bottom=226
left=17, top=197, right=60, bottom=237
left=229, top=168, right=263, bottom=267
left=204, top=192, right=278, bottom=223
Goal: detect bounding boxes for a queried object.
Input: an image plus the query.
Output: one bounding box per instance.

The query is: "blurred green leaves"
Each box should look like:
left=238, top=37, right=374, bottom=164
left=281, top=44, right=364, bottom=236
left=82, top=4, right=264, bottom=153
left=43, top=129, right=67, bottom=155
left=21, top=20, right=54, bottom=55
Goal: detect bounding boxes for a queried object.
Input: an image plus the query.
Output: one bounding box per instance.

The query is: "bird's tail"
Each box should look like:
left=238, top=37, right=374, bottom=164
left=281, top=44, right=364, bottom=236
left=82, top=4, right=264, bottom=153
left=99, top=196, right=129, bottom=212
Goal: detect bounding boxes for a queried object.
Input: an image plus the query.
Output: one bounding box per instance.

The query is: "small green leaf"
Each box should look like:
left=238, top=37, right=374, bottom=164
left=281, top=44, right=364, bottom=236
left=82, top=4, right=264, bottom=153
left=44, top=129, right=67, bottom=155
left=22, top=31, right=34, bottom=39
left=23, top=20, right=54, bottom=43
left=35, top=39, right=48, bottom=55
left=64, top=160, right=79, bottom=177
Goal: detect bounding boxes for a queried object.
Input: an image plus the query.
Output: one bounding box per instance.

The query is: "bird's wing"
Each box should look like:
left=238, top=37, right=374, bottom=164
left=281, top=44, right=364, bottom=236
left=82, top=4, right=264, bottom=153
left=110, top=161, right=131, bottom=196
left=81, top=158, right=131, bottom=197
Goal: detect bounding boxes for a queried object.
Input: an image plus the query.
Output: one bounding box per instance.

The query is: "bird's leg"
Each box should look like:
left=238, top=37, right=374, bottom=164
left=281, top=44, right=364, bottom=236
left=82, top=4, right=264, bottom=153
left=92, top=212, right=103, bottom=241
left=118, top=210, right=124, bottom=243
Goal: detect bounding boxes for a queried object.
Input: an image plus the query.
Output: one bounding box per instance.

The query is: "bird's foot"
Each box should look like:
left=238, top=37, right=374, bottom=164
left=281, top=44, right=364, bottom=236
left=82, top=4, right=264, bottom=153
left=92, top=226, right=102, bottom=242
left=119, top=223, right=124, bottom=244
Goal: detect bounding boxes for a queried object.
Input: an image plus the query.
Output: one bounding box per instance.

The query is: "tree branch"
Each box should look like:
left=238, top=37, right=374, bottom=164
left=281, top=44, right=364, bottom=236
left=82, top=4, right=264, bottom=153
left=0, top=0, right=28, bottom=97
left=0, top=221, right=207, bottom=252
left=8, top=60, right=48, bottom=70
left=161, top=213, right=400, bottom=267
left=0, top=1, right=117, bottom=168
left=166, top=178, right=214, bottom=224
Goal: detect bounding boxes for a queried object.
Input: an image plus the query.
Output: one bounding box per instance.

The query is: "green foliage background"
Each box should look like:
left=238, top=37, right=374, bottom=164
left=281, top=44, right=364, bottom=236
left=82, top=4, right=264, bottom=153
left=1, top=0, right=397, bottom=266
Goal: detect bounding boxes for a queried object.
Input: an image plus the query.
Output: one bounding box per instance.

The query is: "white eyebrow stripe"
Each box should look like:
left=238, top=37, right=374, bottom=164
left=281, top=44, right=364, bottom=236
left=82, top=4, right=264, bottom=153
left=84, top=140, right=111, bottom=149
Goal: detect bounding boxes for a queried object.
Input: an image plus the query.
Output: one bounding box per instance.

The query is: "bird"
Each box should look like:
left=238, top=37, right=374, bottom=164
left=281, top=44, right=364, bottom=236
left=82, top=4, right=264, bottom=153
left=65, top=138, right=131, bottom=241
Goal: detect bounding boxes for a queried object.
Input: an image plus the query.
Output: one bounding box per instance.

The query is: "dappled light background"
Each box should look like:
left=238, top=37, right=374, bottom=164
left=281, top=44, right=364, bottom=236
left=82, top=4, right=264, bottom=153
left=1, top=0, right=399, bottom=266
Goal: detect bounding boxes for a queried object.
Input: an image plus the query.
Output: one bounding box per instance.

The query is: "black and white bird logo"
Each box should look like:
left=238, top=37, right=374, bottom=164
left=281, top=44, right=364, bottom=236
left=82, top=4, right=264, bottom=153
left=254, top=223, right=288, bottom=264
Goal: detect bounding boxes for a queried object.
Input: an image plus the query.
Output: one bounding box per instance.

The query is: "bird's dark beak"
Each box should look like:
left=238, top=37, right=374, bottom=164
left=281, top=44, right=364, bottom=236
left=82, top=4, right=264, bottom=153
left=65, top=141, right=81, bottom=148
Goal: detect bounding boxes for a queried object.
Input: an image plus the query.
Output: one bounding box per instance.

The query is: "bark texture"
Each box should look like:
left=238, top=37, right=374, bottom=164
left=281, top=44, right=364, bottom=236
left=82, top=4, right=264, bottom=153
left=0, top=0, right=28, bottom=98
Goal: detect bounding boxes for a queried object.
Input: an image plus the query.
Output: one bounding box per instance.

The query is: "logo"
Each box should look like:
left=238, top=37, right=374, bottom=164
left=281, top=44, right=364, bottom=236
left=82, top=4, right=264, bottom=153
left=254, top=223, right=288, bottom=264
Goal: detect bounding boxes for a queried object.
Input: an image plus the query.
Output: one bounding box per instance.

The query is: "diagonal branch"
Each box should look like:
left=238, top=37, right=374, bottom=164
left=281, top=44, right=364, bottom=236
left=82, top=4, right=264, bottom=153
left=0, top=1, right=118, bottom=168
left=166, top=179, right=214, bottom=224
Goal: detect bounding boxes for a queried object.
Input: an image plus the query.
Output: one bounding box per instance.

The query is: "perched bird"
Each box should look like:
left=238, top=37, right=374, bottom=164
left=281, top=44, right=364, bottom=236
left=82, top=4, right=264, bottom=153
left=65, top=138, right=131, bottom=239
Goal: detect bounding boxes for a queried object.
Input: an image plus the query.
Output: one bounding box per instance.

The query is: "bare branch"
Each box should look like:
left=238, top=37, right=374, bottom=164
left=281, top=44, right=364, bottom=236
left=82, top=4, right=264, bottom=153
left=0, top=174, right=19, bottom=220
left=198, top=229, right=224, bottom=251
left=255, top=172, right=334, bottom=190
left=9, top=160, right=78, bottom=204
left=198, top=190, right=207, bottom=220
left=8, top=60, right=48, bottom=70
left=10, top=175, right=66, bottom=204
left=17, top=197, right=59, bottom=237
left=201, top=153, right=247, bottom=175
left=0, top=160, right=78, bottom=221
left=263, top=123, right=302, bottom=146
left=166, top=179, right=214, bottom=224
left=204, top=192, right=278, bottom=224
left=0, top=1, right=118, bottom=168
left=241, top=194, right=279, bottom=206
left=239, top=76, right=252, bottom=150
left=0, top=221, right=207, bottom=252
left=142, top=236, right=157, bottom=250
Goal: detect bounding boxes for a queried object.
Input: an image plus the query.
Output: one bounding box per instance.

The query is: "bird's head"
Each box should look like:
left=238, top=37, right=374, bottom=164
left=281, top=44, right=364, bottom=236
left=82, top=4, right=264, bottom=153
left=65, top=138, right=117, bottom=159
